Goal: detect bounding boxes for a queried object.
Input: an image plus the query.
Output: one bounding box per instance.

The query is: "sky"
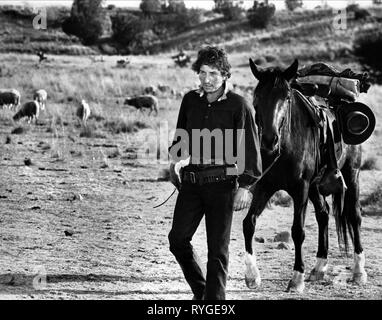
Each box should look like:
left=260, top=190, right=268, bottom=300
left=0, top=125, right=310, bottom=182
left=0, top=0, right=375, bottom=10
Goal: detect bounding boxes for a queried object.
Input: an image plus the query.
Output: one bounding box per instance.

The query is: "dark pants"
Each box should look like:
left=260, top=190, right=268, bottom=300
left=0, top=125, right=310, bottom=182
left=168, top=179, right=236, bottom=300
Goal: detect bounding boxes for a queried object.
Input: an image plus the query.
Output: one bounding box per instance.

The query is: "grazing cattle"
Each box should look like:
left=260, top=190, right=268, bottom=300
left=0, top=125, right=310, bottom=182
left=0, top=89, right=21, bottom=110
left=13, top=101, right=39, bottom=123
left=76, top=99, right=91, bottom=125
left=33, top=89, right=48, bottom=111
left=124, top=95, right=158, bottom=116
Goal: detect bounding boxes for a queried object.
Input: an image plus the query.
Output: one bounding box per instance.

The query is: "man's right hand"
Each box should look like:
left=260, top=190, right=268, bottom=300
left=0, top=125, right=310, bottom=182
left=169, top=162, right=182, bottom=190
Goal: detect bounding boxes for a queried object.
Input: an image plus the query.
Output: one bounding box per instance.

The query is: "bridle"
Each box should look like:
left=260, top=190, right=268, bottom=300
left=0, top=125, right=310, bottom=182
left=253, top=81, right=293, bottom=179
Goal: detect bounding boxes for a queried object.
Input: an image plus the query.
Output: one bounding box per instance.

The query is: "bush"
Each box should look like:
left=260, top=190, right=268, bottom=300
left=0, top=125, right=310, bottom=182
left=221, top=5, right=244, bottom=21
left=247, top=1, right=275, bottom=29
left=361, top=185, right=382, bottom=207
left=361, top=157, right=379, bottom=170
left=353, top=24, right=382, bottom=83
left=285, top=0, right=303, bottom=12
left=62, top=0, right=106, bottom=45
left=346, top=4, right=370, bottom=21
left=111, top=13, right=156, bottom=53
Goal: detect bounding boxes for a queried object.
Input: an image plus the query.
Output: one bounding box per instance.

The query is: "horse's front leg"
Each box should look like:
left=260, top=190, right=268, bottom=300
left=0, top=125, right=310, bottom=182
left=287, top=180, right=310, bottom=293
left=307, top=182, right=330, bottom=281
left=244, top=181, right=275, bottom=289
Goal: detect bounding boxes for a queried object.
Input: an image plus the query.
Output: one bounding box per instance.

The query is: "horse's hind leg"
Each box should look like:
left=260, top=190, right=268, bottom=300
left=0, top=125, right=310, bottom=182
left=287, top=180, right=309, bottom=293
left=307, top=183, right=330, bottom=281
left=342, top=158, right=367, bottom=285
left=243, top=183, right=275, bottom=289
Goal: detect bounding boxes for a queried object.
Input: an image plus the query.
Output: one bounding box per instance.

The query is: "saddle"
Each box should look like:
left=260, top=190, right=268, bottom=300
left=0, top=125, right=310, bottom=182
left=293, top=89, right=343, bottom=162
left=293, top=88, right=346, bottom=196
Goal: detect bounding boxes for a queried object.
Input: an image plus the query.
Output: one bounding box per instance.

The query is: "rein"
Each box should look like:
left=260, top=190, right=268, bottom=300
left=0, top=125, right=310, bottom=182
left=255, top=86, right=292, bottom=182
left=153, top=187, right=177, bottom=208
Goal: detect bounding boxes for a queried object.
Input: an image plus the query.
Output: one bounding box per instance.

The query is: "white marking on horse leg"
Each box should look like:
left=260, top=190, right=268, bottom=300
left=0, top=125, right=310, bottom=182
left=244, top=252, right=261, bottom=289
left=287, top=271, right=305, bottom=293
left=308, top=258, right=328, bottom=281
left=352, top=252, right=367, bottom=284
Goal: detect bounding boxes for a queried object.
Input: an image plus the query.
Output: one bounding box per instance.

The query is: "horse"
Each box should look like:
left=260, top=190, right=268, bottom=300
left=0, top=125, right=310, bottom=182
left=243, top=59, right=367, bottom=293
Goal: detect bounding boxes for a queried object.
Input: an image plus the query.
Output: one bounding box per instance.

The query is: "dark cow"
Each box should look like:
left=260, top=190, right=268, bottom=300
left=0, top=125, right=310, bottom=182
left=124, top=95, right=158, bottom=116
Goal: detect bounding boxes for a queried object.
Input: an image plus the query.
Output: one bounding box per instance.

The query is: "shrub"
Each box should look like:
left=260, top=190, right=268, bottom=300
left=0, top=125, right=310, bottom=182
left=221, top=5, right=244, bottom=21
left=361, top=157, right=379, bottom=171
left=111, top=13, right=155, bottom=53
left=285, top=0, right=303, bottom=12
left=140, top=0, right=162, bottom=17
left=247, top=1, right=276, bottom=29
left=346, top=4, right=370, bottom=21
left=353, top=24, right=382, bottom=83
left=361, top=185, right=382, bottom=207
left=62, top=0, right=107, bottom=45
left=270, top=191, right=292, bottom=207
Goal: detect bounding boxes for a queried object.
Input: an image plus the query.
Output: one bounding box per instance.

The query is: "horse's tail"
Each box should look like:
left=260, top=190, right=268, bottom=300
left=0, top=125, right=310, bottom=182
left=332, top=186, right=352, bottom=255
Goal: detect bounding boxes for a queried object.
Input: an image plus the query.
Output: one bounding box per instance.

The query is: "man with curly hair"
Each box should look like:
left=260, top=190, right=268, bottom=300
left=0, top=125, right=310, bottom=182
left=168, top=46, right=262, bottom=300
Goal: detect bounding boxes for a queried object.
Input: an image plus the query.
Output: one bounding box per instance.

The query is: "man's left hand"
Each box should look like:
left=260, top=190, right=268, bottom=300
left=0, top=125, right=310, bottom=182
left=233, top=187, right=253, bottom=211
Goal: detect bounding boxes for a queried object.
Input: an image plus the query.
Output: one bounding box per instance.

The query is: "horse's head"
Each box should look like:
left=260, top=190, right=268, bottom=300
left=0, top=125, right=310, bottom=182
left=249, top=59, right=298, bottom=154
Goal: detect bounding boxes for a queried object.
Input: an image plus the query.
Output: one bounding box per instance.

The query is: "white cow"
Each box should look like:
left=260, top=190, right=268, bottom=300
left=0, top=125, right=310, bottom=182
left=0, top=89, right=21, bottom=110
left=13, top=101, right=40, bottom=123
left=76, top=99, right=91, bottom=125
left=33, top=89, right=48, bottom=111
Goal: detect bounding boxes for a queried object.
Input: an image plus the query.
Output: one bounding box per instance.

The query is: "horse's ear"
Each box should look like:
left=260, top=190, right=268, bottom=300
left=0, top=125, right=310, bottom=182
left=249, top=58, right=262, bottom=80
left=283, top=59, right=298, bottom=81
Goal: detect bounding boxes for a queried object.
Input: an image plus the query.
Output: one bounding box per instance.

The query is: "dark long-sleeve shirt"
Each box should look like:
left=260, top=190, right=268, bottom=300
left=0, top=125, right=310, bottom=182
left=169, top=86, right=262, bottom=188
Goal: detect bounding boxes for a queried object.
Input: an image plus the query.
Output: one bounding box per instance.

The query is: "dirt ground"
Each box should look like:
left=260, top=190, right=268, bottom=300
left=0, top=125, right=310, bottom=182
left=0, top=114, right=381, bottom=301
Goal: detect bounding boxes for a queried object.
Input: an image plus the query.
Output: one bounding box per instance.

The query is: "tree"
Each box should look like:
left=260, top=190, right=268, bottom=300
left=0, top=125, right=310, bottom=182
left=214, top=0, right=244, bottom=20
left=354, top=25, right=382, bottom=83
left=373, top=0, right=382, bottom=4
left=165, top=0, right=187, bottom=14
left=247, top=1, right=275, bottom=29
left=111, top=13, right=156, bottom=53
left=140, top=0, right=163, bottom=17
left=62, top=0, right=106, bottom=45
left=285, top=0, right=303, bottom=11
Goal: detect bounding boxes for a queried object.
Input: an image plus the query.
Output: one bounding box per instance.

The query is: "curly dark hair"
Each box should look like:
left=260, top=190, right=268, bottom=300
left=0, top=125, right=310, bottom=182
left=191, top=46, right=231, bottom=79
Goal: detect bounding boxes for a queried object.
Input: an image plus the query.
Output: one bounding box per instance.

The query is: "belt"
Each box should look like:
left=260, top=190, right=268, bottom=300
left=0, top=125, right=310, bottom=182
left=182, top=166, right=237, bottom=186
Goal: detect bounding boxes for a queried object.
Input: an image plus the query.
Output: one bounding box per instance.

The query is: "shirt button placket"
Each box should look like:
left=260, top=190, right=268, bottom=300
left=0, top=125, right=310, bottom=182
left=205, top=103, right=211, bottom=120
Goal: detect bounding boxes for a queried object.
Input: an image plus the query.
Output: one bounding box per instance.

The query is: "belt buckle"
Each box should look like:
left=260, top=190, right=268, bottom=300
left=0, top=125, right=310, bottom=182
left=190, top=172, right=196, bottom=184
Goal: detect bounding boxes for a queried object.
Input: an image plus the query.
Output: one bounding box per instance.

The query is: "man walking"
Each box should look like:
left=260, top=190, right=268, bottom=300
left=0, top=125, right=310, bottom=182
left=168, top=46, right=262, bottom=300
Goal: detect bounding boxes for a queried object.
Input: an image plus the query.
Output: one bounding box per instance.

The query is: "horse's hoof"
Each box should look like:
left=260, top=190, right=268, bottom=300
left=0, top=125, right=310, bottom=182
left=307, top=269, right=325, bottom=282
left=352, top=272, right=367, bottom=285
left=287, top=280, right=305, bottom=293
left=245, top=275, right=261, bottom=289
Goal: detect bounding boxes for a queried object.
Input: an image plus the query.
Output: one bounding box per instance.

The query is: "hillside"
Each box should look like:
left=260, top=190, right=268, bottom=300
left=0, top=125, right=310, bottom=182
left=0, top=4, right=382, bottom=66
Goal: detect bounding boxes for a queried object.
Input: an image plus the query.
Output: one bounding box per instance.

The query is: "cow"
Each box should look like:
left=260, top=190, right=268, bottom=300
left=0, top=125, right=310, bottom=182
left=33, top=89, right=48, bottom=111
left=0, top=89, right=21, bottom=110
left=13, top=101, right=40, bottom=123
left=124, top=95, right=158, bottom=116
left=76, top=99, right=91, bottom=126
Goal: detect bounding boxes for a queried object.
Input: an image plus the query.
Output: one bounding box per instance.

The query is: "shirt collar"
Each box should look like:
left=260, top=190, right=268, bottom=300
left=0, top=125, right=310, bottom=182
left=195, top=81, right=232, bottom=102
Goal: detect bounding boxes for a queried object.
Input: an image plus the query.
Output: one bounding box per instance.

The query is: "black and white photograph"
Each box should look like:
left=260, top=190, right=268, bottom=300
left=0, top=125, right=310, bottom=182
left=0, top=0, right=381, bottom=305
